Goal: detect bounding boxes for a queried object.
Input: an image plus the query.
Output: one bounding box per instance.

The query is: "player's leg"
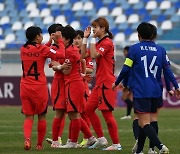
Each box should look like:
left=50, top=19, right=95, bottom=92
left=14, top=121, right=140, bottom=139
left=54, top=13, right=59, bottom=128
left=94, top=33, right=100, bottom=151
left=24, top=115, right=34, bottom=150
left=101, top=110, right=122, bottom=151
left=85, top=88, right=105, bottom=139
left=98, top=82, right=121, bottom=150
left=51, top=109, right=66, bottom=148
left=36, top=113, right=46, bottom=150
left=132, top=114, right=139, bottom=153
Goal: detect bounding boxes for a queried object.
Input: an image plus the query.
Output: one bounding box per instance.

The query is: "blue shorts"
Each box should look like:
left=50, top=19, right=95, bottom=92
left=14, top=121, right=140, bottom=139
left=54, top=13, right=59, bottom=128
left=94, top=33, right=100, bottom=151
left=134, top=97, right=163, bottom=113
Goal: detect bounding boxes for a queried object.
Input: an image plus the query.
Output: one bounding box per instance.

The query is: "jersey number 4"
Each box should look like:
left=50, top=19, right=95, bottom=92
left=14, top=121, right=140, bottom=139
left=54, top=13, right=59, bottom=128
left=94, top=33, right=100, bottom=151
left=22, top=61, right=40, bottom=80
left=141, top=55, right=158, bottom=78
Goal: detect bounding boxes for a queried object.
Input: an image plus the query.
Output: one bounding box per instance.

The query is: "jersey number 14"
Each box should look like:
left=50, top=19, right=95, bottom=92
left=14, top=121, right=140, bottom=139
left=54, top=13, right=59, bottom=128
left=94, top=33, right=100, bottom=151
left=22, top=61, right=40, bottom=80
left=141, top=55, right=158, bottom=78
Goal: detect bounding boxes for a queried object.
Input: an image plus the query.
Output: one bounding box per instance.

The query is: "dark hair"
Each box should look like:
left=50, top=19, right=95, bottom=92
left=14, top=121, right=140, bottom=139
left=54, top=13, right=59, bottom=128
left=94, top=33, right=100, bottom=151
left=48, top=23, right=63, bottom=34
left=151, top=24, right=157, bottom=40
left=61, top=25, right=76, bottom=45
left=91, top=17, right=113, bottom=39
left=75, top=30, right=84, bottom=38
left=137, top=22, right=154, bottom=40
left=23, top=26, right=42, bottom=47
left=123, top=46, right=130, bottom=51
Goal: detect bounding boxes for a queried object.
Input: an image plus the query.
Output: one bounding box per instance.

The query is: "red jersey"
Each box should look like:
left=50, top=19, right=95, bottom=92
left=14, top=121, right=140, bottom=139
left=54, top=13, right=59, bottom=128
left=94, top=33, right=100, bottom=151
left=50, top=44, right=64, bottom=79
left=64, top=45, right=82, bottom=84
left=95, top=36, right=115, bottom=86
left=86, top=56, right=94, bottom=69
left=20, top=39, right=65, bottom=84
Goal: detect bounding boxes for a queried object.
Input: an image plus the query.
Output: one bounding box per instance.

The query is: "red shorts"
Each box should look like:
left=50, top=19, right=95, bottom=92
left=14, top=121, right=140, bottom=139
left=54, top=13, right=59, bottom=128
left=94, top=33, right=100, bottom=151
left=20, top=83, right=48, bottom=115
left=65, top=81, right=85, bottom=113
left=51, top=78, right=66, bottom=110
left=82, top=81, right=90, bottom=111
left=86, top=82, right=115, bottom=111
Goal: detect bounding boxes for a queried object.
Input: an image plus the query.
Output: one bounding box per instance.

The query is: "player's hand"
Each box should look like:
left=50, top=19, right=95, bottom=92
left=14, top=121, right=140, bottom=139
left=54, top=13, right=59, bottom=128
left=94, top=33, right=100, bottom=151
left=84, top=26, right=91, bottom=38
left=54, top=31, right=62, bottom=40
left=84, top=74, right=93, bottom=82
left=51, top=61, right=60, bottom=71
left=168, top=90, right=174, bottom=96
left=112, top=83, right=117, bottom=91
left=123, top=87, right=130, bottom=92
left=175, top=88, right=180, bottom=99
left=61, top=61, right=72, bottom=70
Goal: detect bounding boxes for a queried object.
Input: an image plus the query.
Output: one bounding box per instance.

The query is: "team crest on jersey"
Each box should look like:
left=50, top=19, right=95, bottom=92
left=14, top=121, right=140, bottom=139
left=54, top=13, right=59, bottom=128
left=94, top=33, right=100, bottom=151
left=50, top=49, right=56, bottom=54
left=99, top=47, right=105, bottom=52
left=89, top=62, right=93, bottom=65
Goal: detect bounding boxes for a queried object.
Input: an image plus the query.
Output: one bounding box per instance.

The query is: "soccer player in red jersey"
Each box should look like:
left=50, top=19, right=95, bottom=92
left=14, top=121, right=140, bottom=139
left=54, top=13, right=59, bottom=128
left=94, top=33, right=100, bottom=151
left=51, top=25, right=98, bottom=148
left=45, top=24, right=71, bottom=148
left=20, top=26, right=65, bottom=150
left=73, top=30, right=94, bottom=147
left=81, top=17, right=122, bottom=150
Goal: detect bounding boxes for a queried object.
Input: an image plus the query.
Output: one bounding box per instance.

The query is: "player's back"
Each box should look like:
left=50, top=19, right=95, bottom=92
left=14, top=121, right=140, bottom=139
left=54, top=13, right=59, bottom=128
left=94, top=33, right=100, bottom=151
left=129, top=40, right=167, bottom=98
left=20, top=44, right=48, bottom=85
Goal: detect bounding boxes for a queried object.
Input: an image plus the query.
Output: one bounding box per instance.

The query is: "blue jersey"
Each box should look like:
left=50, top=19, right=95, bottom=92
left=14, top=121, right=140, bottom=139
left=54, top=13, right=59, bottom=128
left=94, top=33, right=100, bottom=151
left=115, top=40, right=179, bottom=98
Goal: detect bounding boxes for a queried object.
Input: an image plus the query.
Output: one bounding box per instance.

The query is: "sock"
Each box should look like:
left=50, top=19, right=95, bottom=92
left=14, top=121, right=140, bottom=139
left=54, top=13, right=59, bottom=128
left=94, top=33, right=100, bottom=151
left=102, top=110, right=120, bottom=144
left=52, top=118, right=61, bottom=141
left=80, top=118, right=92, bottom=139
left=149, top=121, right=158, bottom=149
left=68, top=120, right=72, bottom=140
left=81, top=112, right=91, bottom=128
left=37, top=120, right=46, bottom=146
left=81, top=112, right=91, bottom=138
left=143, top=124, right=162, bottom=150
left=133, top=119, right=139, bottom=140
left=124, top=99, right=133, bottom=116
left=58, top=116, right=66, bottom=138
left=85, top=109, right=104, bottom=138
left=70, top=119, right=81, bottom=142
left=136, top=126, right=146, bottom=153
left=23, top=119, right=33, bottom=139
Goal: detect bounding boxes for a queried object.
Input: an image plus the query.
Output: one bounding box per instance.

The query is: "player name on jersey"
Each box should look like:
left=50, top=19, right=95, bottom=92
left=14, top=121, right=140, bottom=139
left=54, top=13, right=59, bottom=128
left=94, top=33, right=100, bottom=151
left=140, top=46, right=157, bottom=51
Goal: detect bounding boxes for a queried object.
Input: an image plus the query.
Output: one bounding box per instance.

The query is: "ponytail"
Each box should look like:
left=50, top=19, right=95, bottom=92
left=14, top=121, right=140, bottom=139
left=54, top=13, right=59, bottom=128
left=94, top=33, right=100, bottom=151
left=107, top=29, right=113, bottom=39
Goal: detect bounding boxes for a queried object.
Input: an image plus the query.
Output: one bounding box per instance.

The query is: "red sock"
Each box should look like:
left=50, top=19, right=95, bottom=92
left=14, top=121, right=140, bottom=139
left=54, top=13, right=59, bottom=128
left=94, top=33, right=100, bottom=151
left=37, top=120, right=46, bottom=146
left=102, top=110, right=120, bottom=144
left=70, top=119, right=81, bottom=142
left=68, top=120, right=72, bottom=140
left=23, top=119, right=33, bottom=139
left=86, top=109, right=103, bottom=138
left=80, top=118, right=92, bottom=139
left=81, top=112, right=91, bottom=128
left=58, top=116, right=65, bottom=138
left=52, top=118, right=62, bottom=141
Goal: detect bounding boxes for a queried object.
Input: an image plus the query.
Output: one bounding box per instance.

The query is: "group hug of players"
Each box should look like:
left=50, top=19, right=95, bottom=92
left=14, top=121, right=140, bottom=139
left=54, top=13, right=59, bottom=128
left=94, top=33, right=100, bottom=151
left=20, top=16, right=180, bottom=153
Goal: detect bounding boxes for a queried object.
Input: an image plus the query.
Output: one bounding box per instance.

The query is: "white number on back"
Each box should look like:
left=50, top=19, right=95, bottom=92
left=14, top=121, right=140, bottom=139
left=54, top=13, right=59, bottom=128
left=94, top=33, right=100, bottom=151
left=141, top=55, right=158, bottom=78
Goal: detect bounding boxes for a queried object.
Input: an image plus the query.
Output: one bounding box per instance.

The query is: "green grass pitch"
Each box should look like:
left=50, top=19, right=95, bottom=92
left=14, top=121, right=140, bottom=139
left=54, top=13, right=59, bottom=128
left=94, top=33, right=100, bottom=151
left=0, top=106, right=180, bottom=154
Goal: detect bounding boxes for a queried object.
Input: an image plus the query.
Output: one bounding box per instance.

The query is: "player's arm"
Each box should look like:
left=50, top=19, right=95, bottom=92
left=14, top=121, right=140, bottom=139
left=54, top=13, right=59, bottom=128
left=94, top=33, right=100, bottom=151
left=45, top=34, right=53, bottom=47
left=45, top=31, right=65, bottom=60
left=51, top=60, right=72, bottom=73
left=81, top=58, right=86, bottom=76
left=81, top=26, right=91, bottom=59
left=112, top=58, right=133, bottom=90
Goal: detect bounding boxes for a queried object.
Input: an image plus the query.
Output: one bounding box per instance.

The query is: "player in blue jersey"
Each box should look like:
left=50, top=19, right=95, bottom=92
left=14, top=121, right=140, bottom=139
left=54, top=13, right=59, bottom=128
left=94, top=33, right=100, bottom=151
left=112, top=22, right=180, bottom=154
left=130, top=24, right=176, bottom=154
left=120, top=46, right=134, bottom=120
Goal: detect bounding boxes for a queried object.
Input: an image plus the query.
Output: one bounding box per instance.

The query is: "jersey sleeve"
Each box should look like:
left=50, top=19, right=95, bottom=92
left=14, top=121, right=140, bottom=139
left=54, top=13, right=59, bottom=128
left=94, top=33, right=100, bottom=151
left=45, top=41, right=51, bottom=47
left=86, top=57, right=94, bottom=69
left=96, top=42, right=112, bottom=56
left=162, top=50, right=179, bottom=89
left=42, top=39, right=65, bottom=60
left=124, top=46, right=134, bottom=67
